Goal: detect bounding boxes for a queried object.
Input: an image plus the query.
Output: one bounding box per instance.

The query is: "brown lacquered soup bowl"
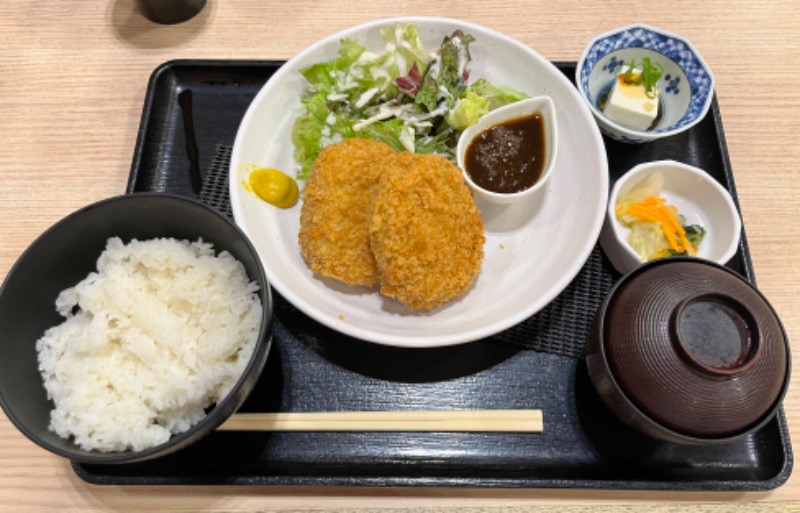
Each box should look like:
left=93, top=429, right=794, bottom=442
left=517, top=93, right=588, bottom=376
left=587, top=257, right=790, bottom=444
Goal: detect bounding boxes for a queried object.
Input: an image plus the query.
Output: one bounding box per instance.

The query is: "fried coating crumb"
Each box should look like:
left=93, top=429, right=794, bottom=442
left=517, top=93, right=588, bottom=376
left=369, top=152, right=485, bottom=309
left=298, top=138, right=396, bottom=286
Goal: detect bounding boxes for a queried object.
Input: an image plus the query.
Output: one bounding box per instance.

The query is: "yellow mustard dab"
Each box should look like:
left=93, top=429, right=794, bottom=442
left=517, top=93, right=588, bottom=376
left=243, top=166, right=299, bottom=208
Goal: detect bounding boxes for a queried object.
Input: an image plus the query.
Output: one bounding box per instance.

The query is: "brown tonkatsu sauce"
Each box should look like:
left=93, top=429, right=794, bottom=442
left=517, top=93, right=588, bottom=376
left=464, top=113, right=546, bottom=194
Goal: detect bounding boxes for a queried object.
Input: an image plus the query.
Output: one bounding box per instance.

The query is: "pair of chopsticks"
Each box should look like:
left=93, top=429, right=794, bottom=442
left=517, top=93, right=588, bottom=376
left=218, top=409, right=543, bottom=433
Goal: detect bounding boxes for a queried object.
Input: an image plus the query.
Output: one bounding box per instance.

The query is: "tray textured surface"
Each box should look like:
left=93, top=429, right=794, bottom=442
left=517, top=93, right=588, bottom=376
left=74, top=60, right=791, bottom=490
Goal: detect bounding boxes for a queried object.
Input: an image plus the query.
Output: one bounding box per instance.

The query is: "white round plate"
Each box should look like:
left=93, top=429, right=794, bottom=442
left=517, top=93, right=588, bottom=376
left=230, top=17, right=608, bottom=348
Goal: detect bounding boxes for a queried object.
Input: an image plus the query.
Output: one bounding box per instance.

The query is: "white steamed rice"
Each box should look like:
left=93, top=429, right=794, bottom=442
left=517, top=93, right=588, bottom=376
left=35, top=237, right=262, bottom=452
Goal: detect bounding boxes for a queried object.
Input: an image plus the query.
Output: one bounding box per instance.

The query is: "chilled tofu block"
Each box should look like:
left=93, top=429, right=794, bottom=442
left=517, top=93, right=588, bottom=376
left=603, top=66, right=660, bottom=131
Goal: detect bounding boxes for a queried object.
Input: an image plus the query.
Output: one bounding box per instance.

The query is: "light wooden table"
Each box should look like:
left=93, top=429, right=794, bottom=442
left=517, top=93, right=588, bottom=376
left=1, top=1, right=799, bottom=511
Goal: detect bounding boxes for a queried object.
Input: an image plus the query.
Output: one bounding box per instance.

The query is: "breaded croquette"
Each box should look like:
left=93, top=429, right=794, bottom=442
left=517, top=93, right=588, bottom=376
left=369, top=152, right=485, bottom=309
left=298, top=138, right=396, bottom=286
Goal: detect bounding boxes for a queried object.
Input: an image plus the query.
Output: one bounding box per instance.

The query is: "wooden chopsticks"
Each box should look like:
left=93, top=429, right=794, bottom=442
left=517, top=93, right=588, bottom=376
left=218, top=409, right=543, bottom=433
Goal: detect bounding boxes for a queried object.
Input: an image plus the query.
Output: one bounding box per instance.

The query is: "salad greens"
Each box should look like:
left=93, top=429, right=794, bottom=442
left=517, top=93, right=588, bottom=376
left=291, top=23, right=529, bottom=180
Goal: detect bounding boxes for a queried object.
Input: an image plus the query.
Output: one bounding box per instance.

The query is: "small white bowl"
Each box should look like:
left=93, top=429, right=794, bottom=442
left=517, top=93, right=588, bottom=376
left=600, top=160, right=742, bottom=274
left=576, top=24, right=715, bottom=143
left=456, top=96, right=558, bottom=205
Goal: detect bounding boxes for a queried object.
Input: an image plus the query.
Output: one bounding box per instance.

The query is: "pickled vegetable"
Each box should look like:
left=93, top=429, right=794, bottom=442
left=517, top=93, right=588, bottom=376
left=615, top=172, right=706, bottom=260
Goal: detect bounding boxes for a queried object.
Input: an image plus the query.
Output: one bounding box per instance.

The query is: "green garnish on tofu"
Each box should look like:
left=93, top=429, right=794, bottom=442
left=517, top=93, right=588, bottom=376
left=620, top=57, right=664, bottom=98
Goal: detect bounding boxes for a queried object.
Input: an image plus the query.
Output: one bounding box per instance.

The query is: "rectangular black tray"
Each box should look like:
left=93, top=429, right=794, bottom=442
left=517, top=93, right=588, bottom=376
left=73, top=60, right=792, bottom=490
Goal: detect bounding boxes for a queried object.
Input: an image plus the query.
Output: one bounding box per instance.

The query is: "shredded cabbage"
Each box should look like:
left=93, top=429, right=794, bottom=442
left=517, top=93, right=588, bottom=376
left=290, top=23, right=528, bottom=180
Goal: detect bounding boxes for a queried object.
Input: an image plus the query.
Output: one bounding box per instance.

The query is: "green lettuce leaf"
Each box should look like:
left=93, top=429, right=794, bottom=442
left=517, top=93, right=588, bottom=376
left=465, top=78, right=529, bottom=110
left=445, top=91, right=490, bottom=130
left=300, top=38, right=365, bottom=97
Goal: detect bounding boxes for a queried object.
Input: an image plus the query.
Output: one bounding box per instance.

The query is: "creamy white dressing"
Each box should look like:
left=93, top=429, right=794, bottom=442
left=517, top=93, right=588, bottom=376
left=353, top=104, right=401, bottom=131
left=338, top=76, right=359, bottom=92
left=401, top=104, right=447, bottom=126
left=399, top=39, right=416, bottom=51
left=355, top=87, right=379, bottom=109
left=399, top=126, right=416, bottom=152
left=427, top=58, right=441, bottom=81
left=456, top=40, right=469, bottom=78
left=372, top=65, right=391, bottom=81
left=355, top=51, right=379, bottom=64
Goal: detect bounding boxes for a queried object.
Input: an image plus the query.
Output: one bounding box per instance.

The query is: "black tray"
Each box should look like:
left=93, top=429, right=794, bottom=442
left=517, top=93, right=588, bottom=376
left=73, top=60, right=792, bottom=490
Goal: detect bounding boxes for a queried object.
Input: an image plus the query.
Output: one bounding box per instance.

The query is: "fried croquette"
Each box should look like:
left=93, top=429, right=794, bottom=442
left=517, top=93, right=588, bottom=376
left=298, top=138, right=397, bottom=287
left=369, top=152, right=485, bottom=309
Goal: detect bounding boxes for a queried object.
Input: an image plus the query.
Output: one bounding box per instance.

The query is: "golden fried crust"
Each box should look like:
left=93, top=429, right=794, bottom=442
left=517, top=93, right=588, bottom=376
left=299, top=138, right=396, bottom=286
left=369, top=152, right=485, bottom=309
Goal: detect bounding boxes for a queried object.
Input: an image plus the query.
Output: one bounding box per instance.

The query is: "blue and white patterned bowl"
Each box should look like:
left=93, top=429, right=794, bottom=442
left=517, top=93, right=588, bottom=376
left=576, top=24, right=715, bottom=143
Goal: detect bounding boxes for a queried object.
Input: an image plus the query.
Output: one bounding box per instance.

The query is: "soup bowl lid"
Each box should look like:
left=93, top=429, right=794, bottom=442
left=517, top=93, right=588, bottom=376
left=598, top=257, right=789, bottom=439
